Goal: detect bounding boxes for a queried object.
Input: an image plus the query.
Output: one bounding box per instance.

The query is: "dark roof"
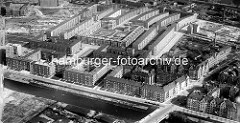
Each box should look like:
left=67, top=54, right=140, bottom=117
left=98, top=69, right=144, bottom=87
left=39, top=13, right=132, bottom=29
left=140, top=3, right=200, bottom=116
left=28, top=116, right=51, bottom=123
left=223, top=99, right=235, bottom=109
left=201, top=96, right=214, bottom=103
left=188, top=90, right=204, bottom=101
left=132, top=71, right=149, bottom=77
left=175, top=75, right=186, bottom=84
left=214, top=97, right=224, bottom=105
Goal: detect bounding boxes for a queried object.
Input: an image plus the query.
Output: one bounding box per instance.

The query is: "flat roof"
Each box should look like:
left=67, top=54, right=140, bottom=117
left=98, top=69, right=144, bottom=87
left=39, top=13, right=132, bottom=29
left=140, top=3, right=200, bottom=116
left=150, top=23, right=176, bottom=47
left=133, top=25, right=157, bottom=45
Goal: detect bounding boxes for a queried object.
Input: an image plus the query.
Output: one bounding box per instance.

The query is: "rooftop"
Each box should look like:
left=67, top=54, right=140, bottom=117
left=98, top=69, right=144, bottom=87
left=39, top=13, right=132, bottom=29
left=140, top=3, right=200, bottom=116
left=71, top=60, right=96, bottom=73
left=105, top=76, right=142, bottom=87
left=188, top=90, right=204, bottom=101
left=165, top=34, right=227, bottom=64
left=195, top=19, right=240, bottom=42
left=34, top=59, right=53, bottom=66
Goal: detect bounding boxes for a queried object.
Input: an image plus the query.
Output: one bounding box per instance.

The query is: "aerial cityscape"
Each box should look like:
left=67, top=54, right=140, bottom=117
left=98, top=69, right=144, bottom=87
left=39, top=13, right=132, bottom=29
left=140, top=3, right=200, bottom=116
left=0, top=0, right=240, bottom=123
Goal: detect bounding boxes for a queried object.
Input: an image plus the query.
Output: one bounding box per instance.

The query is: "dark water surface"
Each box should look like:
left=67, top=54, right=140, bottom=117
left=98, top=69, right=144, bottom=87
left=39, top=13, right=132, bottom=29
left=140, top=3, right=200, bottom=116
left=4, top=79, right=157, bottom=121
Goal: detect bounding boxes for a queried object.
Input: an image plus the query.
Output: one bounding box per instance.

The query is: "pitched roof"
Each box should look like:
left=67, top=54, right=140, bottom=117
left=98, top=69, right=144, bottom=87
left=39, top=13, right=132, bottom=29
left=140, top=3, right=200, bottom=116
left=215, top=98, right=224, bottom=105
left=188, top=90, right=204, bottom=101
left=201, top=96, right=214, bottom=103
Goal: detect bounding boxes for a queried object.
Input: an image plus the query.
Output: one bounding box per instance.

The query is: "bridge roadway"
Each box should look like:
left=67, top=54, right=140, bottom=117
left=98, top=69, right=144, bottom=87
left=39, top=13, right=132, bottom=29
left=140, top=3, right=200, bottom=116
left=137, top=104, right=240, bottom=123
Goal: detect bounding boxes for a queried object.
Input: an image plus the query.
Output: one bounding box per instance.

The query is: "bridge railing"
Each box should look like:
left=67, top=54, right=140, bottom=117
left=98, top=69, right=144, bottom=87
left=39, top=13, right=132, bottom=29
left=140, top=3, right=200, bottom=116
left=177, top=107, right=239, bottom=123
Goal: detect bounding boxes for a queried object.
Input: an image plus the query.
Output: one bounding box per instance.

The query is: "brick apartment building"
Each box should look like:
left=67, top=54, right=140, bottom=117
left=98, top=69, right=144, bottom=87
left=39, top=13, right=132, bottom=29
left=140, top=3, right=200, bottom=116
left=103, top=76, right=142, bottom=96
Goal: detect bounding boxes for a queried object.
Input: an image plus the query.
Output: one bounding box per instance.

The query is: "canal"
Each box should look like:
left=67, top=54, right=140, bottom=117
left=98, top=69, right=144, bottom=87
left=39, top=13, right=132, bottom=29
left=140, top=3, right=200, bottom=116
left=4, top=79, right=157, bottom=122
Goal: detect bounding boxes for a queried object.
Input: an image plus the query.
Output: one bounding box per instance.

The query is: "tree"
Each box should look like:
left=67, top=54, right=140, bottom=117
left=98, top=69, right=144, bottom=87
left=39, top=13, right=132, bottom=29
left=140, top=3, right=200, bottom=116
left=232, top=0, right=240, bottom=7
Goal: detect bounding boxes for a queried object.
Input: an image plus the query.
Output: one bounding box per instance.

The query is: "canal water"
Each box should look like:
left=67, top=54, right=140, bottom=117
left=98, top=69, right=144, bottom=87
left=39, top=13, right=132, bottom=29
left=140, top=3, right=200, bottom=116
left=4, top=79, right=157, bottom=122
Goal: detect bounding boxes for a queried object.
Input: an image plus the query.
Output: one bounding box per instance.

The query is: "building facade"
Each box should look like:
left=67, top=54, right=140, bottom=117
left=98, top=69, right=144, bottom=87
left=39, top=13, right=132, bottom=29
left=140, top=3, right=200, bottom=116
left=31, top=60, right=56, bottom=78
left=189, top=46, right=232, bottom=80
left=149, top=24, right=176, bottom=56
left=132, top=26, right=158, bottom=50
left=103, top=76, right=142, bottom=96
left=63, top=64, right=111, bottom=86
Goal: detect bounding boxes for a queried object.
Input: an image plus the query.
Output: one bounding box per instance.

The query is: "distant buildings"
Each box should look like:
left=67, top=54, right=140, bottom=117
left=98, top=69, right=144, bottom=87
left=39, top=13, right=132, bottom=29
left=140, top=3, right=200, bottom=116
left=189, top=46, right=232, bottom=80
left=27, top=37, right=82, bottom=56
left=45, top=4, right=99, bottom=39
left=187, top=89, right=239, bottom=120
left=102, top=7, right=149, bottom=30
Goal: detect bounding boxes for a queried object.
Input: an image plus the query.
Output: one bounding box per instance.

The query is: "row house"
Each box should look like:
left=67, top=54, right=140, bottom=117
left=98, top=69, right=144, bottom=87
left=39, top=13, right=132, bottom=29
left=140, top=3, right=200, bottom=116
left=121, top=26, right=145, bottom=48
left=175, top=13, right=198, bottom=31
left=62, top=17, right=96, bottom=39
left=103, top=76, right=142, bottom=96
left=132, top=26, right=158, bottom=50
left=144, top=12, right=169, bottom=29
left=148, top=24, right=176, bottom=56
left=115, top=7, right=149, bottom=26
left=157, top=13, right=181, bottom=28
left=187, top=90, right=238, bottom=120
left=46, top=4, right=98, bottom=38
left=131, top=9, right=159, bottom=23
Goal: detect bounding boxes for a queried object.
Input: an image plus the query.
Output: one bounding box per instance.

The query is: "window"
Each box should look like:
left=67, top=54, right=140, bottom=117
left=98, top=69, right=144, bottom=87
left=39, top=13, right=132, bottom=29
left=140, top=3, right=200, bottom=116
left=166, top=91, right=169, bottom=99
left=13, top=46, right=17, bottom=55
